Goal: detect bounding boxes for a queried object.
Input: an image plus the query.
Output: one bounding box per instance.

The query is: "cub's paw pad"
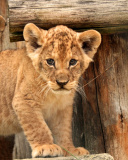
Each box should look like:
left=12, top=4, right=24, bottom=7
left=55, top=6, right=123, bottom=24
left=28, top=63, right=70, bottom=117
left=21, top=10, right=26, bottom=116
left=32, top=144, right=63, bottom=158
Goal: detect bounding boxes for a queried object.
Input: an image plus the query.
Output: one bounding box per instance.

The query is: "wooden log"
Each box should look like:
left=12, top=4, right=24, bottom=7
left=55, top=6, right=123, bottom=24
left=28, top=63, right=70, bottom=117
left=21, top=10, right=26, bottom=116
left=94, top=33, right=128, bottom=160
left=82, top=63, right=105, bottom=154
left=8, top=0, right=128, bottom=41
left=14, top=153, right=114, bottom=160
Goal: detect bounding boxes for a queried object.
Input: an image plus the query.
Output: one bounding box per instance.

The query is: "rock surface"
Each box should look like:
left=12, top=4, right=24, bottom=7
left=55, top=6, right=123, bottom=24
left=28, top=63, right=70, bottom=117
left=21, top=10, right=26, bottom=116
left=15, top=153, right=114, bottom=160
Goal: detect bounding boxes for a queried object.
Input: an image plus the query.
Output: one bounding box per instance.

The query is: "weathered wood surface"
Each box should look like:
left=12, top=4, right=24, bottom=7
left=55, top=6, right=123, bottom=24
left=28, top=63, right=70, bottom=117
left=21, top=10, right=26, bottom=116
left=13, top=132, right=31, bottom=159
left=14, top=153, right=114, bottom=160
left=72, top=92, right=85, bottom=148
left=0, top=0, right=16, bottom=50
left=93, top=33, right=128, bottom=160
left=8, top=0, right=128, bottom=41
left=83, top=63, right=105, bottom=154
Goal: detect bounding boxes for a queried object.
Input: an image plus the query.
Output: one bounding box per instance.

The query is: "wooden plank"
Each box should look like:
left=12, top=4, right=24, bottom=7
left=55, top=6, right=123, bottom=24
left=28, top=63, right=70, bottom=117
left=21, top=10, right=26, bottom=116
left=94, top=33, right=128, bottom=160
left=82, top=63, right=105, bottom=154
left=8, top=0, right=128, bottom=41
left=14, top=153, right=114, bottom=160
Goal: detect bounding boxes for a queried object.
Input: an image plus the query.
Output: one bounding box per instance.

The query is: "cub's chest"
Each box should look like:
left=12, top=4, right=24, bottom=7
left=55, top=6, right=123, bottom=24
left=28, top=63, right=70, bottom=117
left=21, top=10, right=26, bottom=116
left=41, top=91, right=74, bottom=120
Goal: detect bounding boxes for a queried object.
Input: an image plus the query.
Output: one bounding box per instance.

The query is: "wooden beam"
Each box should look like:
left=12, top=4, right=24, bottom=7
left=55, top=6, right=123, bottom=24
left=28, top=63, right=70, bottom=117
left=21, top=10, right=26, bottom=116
left=14, top=153, right=114, bottom=160
left=8, top=0, right=128, bottom=42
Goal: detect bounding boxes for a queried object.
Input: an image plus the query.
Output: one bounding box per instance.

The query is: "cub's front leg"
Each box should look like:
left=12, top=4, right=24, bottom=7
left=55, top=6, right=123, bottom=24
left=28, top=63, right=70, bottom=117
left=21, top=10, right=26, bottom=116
left=12, top=96, right=63, bottom=158
left=49, top=106, right=89, bottom=156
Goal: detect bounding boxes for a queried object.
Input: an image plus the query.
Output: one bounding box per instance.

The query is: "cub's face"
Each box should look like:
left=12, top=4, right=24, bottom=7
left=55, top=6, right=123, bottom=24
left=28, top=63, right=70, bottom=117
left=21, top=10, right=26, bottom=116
left=24, top=24, right=101, bottom=93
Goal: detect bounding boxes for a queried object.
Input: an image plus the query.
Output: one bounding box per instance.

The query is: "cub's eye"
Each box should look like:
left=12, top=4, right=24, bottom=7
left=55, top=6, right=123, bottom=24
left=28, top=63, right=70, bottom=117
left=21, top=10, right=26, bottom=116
left=46, top=59, right=55, bottom=66
left=69, top=59, right=77, bottom=66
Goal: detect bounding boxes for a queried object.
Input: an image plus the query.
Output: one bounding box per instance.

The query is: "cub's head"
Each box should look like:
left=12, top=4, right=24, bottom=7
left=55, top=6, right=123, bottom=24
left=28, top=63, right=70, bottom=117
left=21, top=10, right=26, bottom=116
left=23, top=23, right=101, bottom=93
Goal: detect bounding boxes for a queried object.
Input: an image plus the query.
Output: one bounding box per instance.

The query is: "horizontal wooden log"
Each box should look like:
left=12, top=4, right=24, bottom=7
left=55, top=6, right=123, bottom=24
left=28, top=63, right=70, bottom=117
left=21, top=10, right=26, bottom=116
left=8, top=0, right=128, bottom=41
left=14, top=153, right=114, bottom=160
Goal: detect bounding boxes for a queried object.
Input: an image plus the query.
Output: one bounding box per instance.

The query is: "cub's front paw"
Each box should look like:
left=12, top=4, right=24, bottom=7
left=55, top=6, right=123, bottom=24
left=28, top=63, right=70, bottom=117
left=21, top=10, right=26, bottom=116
left=63, top=147, right=89, bottom=156
left=32, top=144, right=63, bottom=158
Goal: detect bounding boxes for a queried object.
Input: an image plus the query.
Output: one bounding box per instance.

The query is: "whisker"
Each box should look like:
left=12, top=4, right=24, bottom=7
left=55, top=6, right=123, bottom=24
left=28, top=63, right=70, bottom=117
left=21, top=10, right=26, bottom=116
left=82, top=56, right=120, bottom=88
left=40, top=82, right=48, bottom=87
left=74, top=84, right=86, bottom=99
left=36, top=75, right=42, bottom=81
left=43, top=87, right=51, bottom=100
left=37, top=79, right=48, bottom=87
left=40, top=84, right=49, bottom=94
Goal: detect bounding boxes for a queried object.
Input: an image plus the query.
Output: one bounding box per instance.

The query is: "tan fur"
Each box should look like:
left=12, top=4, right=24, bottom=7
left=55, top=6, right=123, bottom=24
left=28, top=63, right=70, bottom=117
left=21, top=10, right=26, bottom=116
left=0, top=23, right=101, bottom=158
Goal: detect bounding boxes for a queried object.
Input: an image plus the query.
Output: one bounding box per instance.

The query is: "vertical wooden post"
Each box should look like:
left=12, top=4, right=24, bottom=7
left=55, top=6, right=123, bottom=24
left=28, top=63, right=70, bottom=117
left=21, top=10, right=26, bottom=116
left=83, top=63, right=105, bottom=154
left=72, top=92, right=85, bottom=148
left=0, top=0, right=16, bottom=51
left=94, top=33, right=128, bottom=160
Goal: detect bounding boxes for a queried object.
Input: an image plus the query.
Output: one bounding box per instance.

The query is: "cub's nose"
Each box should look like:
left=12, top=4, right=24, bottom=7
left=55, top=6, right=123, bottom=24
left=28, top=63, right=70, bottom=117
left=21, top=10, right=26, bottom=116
left=56, top=80, right=69, bottom=88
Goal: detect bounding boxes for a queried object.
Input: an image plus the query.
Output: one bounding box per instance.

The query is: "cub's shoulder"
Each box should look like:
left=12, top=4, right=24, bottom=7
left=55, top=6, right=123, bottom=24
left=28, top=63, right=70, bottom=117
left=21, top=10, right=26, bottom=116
left=0, top=48, right=25, bottom=56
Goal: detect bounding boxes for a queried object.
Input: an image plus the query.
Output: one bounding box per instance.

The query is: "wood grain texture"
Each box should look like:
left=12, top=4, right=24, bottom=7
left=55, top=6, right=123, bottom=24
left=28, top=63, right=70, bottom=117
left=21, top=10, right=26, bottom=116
left=0, top=0, right=16, bottom=50
left=82, top=63, right=105, bottom=154
left=14, top=153, right=114, bottom=160
left=13, top=133, right=31, bottom=159
left=8, top=0, right=128, bottom=41
left=72, top=92, right=85, bottom=148
left=94, top=33, right=128, bottom=160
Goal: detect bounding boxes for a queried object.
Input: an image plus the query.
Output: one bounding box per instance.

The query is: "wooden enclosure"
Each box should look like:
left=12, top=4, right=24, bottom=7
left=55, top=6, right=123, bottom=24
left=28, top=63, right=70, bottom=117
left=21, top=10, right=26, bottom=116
left=0, top=0, right=128, bottom=160
left=9, top=0, right=128, bottom=41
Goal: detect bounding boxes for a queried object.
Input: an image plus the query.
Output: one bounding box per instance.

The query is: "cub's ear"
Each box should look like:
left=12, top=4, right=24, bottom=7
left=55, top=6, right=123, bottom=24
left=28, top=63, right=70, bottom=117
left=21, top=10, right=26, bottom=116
left=23, top=23, right=45, bottom=55
left=78, top=30, right=101, bottom=59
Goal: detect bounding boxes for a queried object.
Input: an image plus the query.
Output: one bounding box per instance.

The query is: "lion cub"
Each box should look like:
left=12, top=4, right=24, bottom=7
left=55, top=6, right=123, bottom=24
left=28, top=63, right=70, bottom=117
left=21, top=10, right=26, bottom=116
left=0, top=23, right=101, bottom=158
